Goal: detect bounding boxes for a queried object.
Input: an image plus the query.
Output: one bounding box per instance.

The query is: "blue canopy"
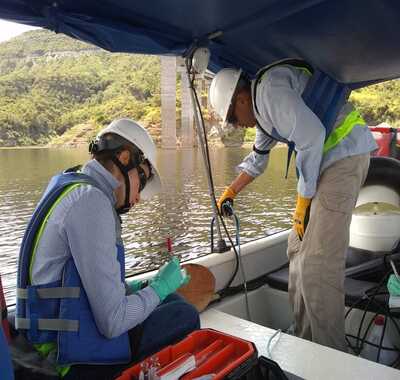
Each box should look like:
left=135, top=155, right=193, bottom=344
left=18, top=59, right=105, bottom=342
left=1, top=0, right=400, bottom=89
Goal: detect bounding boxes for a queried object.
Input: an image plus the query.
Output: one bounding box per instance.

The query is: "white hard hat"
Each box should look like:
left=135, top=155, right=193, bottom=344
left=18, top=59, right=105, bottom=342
left=209, top=68, right=242, bottom=123
left=98, top=118, right=162, bottom=200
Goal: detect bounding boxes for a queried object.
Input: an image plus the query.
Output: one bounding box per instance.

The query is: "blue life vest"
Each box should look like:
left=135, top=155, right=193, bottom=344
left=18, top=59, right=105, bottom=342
left=252, top=59, right=351, bottom=177
left=15, top=171, right=131, bottom=365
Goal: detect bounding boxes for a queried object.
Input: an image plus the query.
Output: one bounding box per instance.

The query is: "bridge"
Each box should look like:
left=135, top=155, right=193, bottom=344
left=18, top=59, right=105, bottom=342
left=160, top=56, right=202, bottom=149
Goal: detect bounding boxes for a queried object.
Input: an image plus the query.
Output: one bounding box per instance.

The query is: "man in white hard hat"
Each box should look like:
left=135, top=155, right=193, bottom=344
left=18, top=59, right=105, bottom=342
left=209, top=62, right=377, bottom=352
left=16, top=118, right=199, bottom=379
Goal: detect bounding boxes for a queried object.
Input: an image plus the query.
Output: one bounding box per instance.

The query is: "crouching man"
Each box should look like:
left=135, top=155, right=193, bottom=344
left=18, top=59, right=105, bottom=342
left=15, top=119, right=199, bottom=379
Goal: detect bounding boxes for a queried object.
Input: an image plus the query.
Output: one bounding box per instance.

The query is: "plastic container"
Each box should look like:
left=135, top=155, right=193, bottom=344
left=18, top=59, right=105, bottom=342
left=355, top=185, right=400, bottom=208
left=360, top=315, right=397, bottom=365
left=349, top=157, right=400, bottom=253
left=370, top=126, right=400, bottom=159
left=349, top=203, right=400, bottom=252
left=372, top=130, right=393, bottom=157
left=115, top=329, right=257, bottom=380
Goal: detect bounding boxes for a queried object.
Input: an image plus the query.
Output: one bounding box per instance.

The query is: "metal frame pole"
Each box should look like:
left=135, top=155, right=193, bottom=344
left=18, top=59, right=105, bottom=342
left=185, top=67, right=226, bottom=250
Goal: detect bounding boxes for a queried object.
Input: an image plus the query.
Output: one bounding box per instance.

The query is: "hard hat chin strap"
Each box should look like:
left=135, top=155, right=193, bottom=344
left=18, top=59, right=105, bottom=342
left=112, top=157, right=137, bottom=215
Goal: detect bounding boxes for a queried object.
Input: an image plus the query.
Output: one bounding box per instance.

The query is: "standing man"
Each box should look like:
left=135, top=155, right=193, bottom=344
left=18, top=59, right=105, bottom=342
left=16, top=118, right=199, bottom=379
left=209, top=61, right=377, bottom=351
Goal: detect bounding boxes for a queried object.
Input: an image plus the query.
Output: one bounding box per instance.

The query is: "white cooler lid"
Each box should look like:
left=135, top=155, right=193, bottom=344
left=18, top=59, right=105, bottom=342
left=356, top=185, right=400, bottom=207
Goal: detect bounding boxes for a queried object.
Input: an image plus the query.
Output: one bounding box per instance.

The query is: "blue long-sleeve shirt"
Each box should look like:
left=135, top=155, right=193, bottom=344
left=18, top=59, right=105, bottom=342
left=31, top=159, right=160, bottom=339
left=238, top=65, right=377, bottom=198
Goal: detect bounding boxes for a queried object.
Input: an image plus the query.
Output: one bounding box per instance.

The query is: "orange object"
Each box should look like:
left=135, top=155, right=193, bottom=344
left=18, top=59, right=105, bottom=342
left=115, top=329, right=256, bottom=380
left=177, top=264, right=216, bottom=312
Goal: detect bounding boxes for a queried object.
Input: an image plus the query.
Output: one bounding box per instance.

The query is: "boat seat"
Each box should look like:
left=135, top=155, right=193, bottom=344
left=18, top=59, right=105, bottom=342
left=345, top=247, right=396, bottom=283
left=265, top=246, right=400, bottom=315
left=265, top=267, right=396, bottom=315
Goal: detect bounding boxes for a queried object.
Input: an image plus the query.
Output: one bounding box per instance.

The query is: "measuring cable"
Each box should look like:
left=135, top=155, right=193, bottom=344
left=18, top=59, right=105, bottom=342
left=184, top=57, right=241, bottom=290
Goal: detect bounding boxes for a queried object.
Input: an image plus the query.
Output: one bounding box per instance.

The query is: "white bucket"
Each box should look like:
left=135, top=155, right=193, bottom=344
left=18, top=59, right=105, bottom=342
left=350, top=203, right=400, bottom=252
left=356, top=185, right=400, bottom=208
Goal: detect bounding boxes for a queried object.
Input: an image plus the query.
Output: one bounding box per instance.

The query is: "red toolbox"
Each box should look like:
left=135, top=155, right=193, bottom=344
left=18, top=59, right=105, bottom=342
left=116, top=329, right=257, bottom=380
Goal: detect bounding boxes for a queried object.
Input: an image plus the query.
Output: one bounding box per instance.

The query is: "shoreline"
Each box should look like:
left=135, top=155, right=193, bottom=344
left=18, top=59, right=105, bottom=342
left=0, top=142, right=289, bottom=150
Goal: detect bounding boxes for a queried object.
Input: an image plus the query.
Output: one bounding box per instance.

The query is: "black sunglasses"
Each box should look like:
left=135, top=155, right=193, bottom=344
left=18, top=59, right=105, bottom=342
left=137, top=159, right=153, bottom=193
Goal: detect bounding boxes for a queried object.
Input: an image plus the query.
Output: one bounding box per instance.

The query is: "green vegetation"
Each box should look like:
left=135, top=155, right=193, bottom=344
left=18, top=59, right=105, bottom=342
left=244, top=127, right=256, bottom=142
left=350, top=81, right=400, bottom=127
left=0, top=30, right=162, bottom=146
left=0, top=29, right=398, bottom=147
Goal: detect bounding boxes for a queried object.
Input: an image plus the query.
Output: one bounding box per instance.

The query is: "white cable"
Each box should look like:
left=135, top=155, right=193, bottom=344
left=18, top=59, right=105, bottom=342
left=267, top=329, right=282, bottom=359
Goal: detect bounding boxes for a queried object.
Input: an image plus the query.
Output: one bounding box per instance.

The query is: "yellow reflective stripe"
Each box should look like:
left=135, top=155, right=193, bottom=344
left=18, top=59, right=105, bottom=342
left=29, top=183, right=83, bottom=283
left=33, top=342, right=71, bottom=376
left=296, top=66, right=312, bottom=76
left=323, top=110, right=366, bottom=154
left=57, top=364, right=71, bottom=377
left=277, top=63, right=312, bottom=76
left=260, top=64, right=312, bottom=83
left=33, top=342, right=57, bottom=357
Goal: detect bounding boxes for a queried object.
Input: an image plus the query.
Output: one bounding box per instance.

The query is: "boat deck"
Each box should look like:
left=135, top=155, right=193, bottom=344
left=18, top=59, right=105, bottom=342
left=201, top=309, right=400, bottom=380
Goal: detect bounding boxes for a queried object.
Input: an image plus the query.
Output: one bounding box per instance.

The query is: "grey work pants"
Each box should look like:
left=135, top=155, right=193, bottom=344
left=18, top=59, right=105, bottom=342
left=287, top=153, right=370, bottom=352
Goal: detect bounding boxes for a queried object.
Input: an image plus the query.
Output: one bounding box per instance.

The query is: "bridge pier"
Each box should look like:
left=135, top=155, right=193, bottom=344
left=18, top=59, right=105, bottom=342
left=161, top=56, right=195, bottom=149
left=161, top=56, right=177, bottom=149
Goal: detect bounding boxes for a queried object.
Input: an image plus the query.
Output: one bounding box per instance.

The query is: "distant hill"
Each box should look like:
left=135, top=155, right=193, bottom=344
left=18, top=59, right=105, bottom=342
left=0, top=29, right=398, bottom=147
left=0, top=29, right=162, bottom=146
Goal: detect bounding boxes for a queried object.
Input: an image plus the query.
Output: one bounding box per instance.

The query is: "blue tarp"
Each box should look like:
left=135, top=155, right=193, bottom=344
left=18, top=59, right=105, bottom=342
left=1, top=1, right=400, bottom=88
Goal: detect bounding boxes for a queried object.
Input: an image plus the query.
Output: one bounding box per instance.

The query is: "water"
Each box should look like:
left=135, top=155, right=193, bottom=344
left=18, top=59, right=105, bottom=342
left=0, top=146, right=297, bottom=305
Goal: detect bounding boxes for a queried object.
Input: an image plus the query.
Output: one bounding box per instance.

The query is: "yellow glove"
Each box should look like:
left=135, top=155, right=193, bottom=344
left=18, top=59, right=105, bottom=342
left=217, top=186, right=237, bottom=216
left=293, top=194, right=312, bottom=240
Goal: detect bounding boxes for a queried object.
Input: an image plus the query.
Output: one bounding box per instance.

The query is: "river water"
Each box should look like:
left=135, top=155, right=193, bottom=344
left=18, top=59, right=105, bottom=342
left=0, top=146, right=297, bottom=305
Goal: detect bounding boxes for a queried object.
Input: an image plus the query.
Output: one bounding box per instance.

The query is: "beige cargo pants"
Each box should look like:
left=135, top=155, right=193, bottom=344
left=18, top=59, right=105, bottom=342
left=287, top=153, right=370, bottom=352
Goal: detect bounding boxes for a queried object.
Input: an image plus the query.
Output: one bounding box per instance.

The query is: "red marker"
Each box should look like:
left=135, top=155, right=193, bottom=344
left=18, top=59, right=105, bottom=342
left=166, top=237, right=173, bottom=256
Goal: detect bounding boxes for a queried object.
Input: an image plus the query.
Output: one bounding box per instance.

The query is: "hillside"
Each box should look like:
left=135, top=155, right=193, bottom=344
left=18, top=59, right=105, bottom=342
left=0, top=29, right=399, bottom=147
left=0, top=29, right=162, bottom=146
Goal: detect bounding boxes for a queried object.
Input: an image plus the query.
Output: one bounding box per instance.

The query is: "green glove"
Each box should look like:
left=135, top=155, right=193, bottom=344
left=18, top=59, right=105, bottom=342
left=150, top=257, right=190, bottom=301
left=388, top=274, right=400, bottom=296
left=127, top=279, right=146, bottom=293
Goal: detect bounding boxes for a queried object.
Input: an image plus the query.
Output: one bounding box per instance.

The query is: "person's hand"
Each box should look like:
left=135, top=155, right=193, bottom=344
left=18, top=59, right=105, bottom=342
left=149, top=257, right=190, bottom=301
left=217, top=186, right=237, bottom=216
left=293, top=194, right=312, bottom=240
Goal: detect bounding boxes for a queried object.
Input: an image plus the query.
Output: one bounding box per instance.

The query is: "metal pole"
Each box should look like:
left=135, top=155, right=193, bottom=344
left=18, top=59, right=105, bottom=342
left=185, top=67, right=225, bottom=249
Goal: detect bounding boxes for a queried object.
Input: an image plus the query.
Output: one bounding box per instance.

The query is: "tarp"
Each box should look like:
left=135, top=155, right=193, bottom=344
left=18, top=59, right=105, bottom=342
left=1, top=0, right=400, bottom=88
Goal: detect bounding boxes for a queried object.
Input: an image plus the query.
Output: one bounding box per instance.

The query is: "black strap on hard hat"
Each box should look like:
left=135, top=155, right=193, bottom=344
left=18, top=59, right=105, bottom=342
left=111, top=157, right=139, bottom=214
left=89, top=134, right=144, bottom=214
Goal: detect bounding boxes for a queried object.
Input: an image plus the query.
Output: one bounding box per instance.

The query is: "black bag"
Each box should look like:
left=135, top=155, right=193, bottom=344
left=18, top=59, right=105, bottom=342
left=225, top=354, right=292, bottom=380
